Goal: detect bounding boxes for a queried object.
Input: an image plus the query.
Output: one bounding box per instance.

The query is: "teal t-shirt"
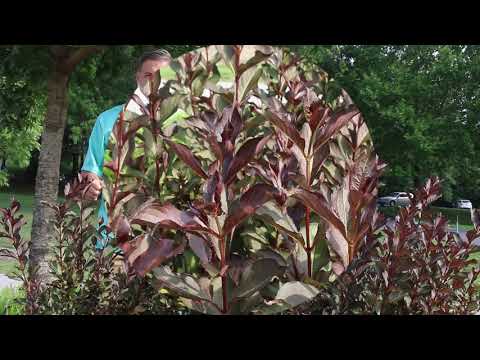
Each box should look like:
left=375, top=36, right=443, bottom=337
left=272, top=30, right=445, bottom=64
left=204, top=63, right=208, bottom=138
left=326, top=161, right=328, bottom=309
left=81, top=104, right=188, bottom=249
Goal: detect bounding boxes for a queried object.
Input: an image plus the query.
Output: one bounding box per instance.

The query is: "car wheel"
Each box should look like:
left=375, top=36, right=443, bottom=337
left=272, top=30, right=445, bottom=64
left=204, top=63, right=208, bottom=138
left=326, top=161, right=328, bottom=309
left=389, top=200, right=396, bottom=207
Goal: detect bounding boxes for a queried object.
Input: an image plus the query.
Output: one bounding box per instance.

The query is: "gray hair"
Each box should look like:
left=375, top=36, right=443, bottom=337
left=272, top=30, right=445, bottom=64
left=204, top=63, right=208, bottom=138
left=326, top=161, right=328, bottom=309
left=135, top=49, right=172, bottom=73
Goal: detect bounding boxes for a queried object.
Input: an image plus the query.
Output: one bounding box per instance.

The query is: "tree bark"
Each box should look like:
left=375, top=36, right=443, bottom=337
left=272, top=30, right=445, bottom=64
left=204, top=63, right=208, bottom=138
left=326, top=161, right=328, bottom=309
left=29, top=46, right=103, bottom=284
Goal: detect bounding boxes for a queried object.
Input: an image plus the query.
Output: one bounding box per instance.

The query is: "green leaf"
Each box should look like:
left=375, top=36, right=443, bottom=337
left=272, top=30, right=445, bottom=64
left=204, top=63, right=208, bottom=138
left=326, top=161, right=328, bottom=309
left=215, top=45, right=236, bottom=69
left=121, top=166, right=148, bottom=180
left=238, top=45, right=274, bottom=75
left=211, top=276, right=224, bottom=309
left=256, top=201, right=304, bottom=246
left=275, top=281, right=320, bottom=308
left=181, top=298, right=221, bottom=315
left=238, top=291, right=265, bottom=314
left=300, top=222, right=319, bottom=249
left=213, top=93, right=233, bottom=112
left=159, top=66, right=177, bottom=80
left=256, top=249, right=288, bottom=268
left=232, top=258, right=284, bottom=300
left=158, top=95, right=181, bottom=124
left=243, top=231, right=270, bottom=250
left=187, top=233, right=212, bottom=264
left=153, top=266, right=212, bottom=302
left=238, top=66, right=263, bottom=102
left=252, top=301, right=291, bottom=315
left=312, top=222, right=330, bottom=275
left=289, top=242, right=308, bottom=278
left=192, top=73, right=209, bottom=97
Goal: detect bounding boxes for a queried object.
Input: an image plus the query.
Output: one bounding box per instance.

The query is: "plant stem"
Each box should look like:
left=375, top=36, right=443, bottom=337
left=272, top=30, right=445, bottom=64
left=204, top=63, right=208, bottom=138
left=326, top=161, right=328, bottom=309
left=110, top=112, right=124, bottom=215
left=154, top=160, right=161, bottom=194
left=305, top=157, right=312, bottom=278
left=306, top=206, right=312, bottom=278
left=220, top=234, right=228, bottom=314
left=78, top=200, right=83, bottom=278
left=234, top=50, right=240, bottom=105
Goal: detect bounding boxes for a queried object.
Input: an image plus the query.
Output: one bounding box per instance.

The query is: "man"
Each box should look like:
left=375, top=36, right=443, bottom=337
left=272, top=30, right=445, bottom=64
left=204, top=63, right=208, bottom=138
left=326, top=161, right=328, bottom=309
left=80, top=49, right=187, bottom=253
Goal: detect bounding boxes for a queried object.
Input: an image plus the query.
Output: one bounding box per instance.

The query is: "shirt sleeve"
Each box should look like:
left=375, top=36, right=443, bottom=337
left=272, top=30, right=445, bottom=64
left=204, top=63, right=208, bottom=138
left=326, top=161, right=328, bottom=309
left=81, top=115, right=105, bottom=177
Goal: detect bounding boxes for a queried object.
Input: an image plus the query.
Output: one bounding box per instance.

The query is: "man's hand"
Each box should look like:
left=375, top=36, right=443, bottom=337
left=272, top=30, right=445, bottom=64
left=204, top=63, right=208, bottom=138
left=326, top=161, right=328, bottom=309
left=80, top=172, right=104, bottom=201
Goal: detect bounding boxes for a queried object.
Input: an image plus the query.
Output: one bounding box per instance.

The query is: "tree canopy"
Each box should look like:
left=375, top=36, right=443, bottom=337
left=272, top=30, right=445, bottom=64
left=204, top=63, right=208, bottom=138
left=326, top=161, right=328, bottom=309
left=1, top=45, right=478, bottom=205
left=298, top=45, right=480, bottom=204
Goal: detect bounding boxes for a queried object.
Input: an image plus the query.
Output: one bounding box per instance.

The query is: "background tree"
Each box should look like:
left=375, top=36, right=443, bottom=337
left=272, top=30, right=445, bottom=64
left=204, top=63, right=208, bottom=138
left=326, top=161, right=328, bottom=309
left=0, top=45, right=199, bottom=284
left=297, top=45, right=480, bottom=204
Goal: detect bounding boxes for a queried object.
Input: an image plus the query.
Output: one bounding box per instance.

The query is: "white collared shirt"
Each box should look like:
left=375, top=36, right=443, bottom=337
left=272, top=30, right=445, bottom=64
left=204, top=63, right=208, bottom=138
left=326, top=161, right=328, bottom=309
left=125, top=88, right=150, bottom=115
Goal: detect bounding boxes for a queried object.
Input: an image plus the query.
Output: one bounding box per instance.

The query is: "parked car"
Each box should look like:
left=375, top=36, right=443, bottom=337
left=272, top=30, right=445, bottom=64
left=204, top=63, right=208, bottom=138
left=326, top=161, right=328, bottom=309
left=377, top=192, right=413, bottom=207
left=455, top=199, right=473, bottom=209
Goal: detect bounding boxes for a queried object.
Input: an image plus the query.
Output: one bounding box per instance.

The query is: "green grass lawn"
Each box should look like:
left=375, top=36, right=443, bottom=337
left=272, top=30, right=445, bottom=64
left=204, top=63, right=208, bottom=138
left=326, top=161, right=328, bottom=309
left=0, top=189, right=67, bottom=277
left=378, top=205, right=475, bottom=231
left=0, top=190, right=34, bottom=277
left=0, top=287, right=24, bottom=315
left=0, top=260, right=18, bottom=277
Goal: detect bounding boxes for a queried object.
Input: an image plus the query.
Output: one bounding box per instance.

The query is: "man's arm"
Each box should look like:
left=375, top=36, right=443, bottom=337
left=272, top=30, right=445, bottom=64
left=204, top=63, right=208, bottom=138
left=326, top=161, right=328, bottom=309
left=80, top=115, right=106, bottom=201
left=82, top=115, right=106, bottom=177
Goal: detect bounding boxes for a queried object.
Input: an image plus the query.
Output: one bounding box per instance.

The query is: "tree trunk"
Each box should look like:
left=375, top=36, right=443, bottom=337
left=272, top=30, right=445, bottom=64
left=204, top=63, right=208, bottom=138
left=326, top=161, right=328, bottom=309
left=29, top=53, right=70, bottom=283
left=29, top=45, right=104, bottom=284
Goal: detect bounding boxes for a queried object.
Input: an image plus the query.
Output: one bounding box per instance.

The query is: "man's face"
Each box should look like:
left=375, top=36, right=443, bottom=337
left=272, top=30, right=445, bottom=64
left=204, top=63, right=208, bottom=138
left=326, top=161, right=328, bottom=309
left=136, top=58, right=170, bottom=98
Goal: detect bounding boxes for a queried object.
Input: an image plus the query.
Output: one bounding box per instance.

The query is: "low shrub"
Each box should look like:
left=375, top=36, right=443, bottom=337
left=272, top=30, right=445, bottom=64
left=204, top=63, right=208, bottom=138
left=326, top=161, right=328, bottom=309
left=309, top=178, right=480, bottom=315
left=0, top=182, right=188, bottom=315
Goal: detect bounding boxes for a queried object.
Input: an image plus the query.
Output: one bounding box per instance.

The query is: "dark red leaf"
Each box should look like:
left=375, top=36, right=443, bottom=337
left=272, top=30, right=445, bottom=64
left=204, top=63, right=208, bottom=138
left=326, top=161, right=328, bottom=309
left=221, top=106, right=243, bottom=144
left=104, top=160, right=119, bottom=173
left=265, top=110, right=305, bottom=152
left=332, top=261, right=345, bottom=276
left=129, top=199, right=209, bottom=233
left=11, top=200, right=20, bottom=214
left=12, top=216, right=27, bottom=235
left=125, top=115, right=150, bottom=140
left=309, top=105, right=330, bottom=132
left=130, top=236, right=186, bottom=278
left=203, top=170, right=221, bottom=206
left=165, top=139, right=208, bottom=179
left=313, top=105, right=360, bottom=151
left=222, top=184, right=277, bottom=235
left=224, top=135, right=271, bottom=185
left=219, top=264, right=229, bottom=277
left=294, top=188, right=346, bottom=238
left=311, top=144, right=330, bottom=180
left=206, top=134, right=224, bottom=161
left=111, top=214, right=131, bottom=244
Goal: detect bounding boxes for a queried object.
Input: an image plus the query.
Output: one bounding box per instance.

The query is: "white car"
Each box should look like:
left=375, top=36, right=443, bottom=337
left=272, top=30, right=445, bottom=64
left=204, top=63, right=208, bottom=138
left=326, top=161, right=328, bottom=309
left=377, top=192, right=413, bottom=207
left=456, top=199, right=473, bottom=209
